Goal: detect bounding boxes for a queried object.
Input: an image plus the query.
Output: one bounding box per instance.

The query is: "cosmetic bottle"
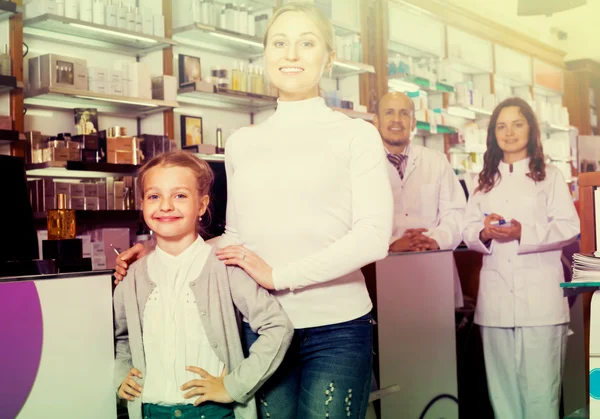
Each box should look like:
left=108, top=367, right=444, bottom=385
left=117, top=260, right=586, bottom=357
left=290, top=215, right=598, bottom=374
left=192, top=0, right=202, bottom=23
left=233, top=3, right=240, bottom=33
left=56, top=0, right=65, bottom=16
left=92, top=0, right=105, bottom=25
left=105, top=0, right=117, bottom=27
left=117, top=1, right=128, bottom=29
left=239, top=4, right=248, bottom=34
left=201, top=0, right=210, bottom=25
left=65, top=0, right=78, bottom=19
left=238, top=61, right=247, bottom=92
left=257, top=67, right=265, bottom=95
left=80, top=0, right=93, bottom=22
left=219, top=7, right=226, bottom=29
left=126, top=5, right=135, bottom=31
left=216, top=127, right=224, bottom=154
left=0, top=45, right=11, bottom=76
left=135, top=7, right=142, bottom=32
left=231, top=61, right=240, bottom=91
left=224, top=3, right=234, bottom=31
left=142, top=8, right=153, bottom=35
left=246, top=6, right=255, bottom=36
left=47, top=194, right=76, bottom=240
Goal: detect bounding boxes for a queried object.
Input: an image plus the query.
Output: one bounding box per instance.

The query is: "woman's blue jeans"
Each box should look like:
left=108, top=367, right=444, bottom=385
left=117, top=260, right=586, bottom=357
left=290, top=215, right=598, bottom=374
left=243, top=312, right=373, bottom=419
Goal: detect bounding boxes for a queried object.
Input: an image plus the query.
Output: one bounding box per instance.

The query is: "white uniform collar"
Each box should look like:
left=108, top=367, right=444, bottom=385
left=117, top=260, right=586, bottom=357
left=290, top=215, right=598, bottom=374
left=499, top=157, right=531, bottom=175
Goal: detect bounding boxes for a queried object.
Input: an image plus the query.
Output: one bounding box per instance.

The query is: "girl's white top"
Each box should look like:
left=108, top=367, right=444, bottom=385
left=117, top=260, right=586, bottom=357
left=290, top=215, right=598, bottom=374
left=142, top=236, right=225, bottom=405
left=222, top=96, right=393, bottom=328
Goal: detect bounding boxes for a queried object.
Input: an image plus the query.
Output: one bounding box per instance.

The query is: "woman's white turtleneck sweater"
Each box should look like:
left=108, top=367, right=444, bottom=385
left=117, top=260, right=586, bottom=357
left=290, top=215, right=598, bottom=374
left=222, top=96, right=393, bottom=328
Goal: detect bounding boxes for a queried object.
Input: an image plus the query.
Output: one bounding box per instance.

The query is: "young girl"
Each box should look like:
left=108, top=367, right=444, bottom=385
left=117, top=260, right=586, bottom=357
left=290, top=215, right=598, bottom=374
left=113, top=151, right=293, bottom=419
left=115, top=3, right=393, bottom=418
left=462, top=97, right=580, bottom=419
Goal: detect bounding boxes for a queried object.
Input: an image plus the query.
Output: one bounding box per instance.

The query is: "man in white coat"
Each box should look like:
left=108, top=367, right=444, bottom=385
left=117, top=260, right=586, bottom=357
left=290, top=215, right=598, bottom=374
left=374, top=92, right=466, bottom=307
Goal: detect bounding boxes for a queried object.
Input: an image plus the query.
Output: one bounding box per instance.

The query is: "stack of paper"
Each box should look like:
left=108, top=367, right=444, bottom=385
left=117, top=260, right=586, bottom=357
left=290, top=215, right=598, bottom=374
left=572, top=253, right=600, bottom=282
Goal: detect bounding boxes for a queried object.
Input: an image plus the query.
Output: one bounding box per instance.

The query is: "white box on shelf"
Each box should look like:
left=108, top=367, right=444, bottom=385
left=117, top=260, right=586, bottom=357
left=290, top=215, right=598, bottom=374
left=33, top=54, right=88, bottom=92
left=89, top=80, right=108, bottom=94
left=80, top=0, right=93, bottom=22
left=152, top=75, right=177, bottom=102
left=77, top=234, right=92, bottom=258
left=88, top=67, right=108, bottom=82
left=108, top=82, right=123, bottom=96
left=92, top=256, right=107, bottom=270
left=25, top=0, right=58, bottom=19
left=92, top=0, right=105, bottom=25
left=153, top=15, right=165, bottom=38
left=142, top=9, right=154, bottom=35
left=108, top=69, right=123, bottom=85
left=91, top=241, right=105, bottom=257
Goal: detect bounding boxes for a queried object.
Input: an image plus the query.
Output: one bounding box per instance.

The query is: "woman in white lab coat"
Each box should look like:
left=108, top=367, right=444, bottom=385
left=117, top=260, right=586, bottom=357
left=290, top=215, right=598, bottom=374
left=462, top=97, right=579, bottom=419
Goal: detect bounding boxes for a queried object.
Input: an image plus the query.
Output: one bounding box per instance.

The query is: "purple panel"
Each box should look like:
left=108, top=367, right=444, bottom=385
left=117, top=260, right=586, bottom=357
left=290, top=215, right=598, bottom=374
left=0, top=281, right=43, bottom=419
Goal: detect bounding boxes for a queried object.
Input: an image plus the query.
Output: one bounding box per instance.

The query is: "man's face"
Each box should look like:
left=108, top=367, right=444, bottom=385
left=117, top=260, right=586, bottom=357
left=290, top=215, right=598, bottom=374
left=374, top=94, right=416, bottom=148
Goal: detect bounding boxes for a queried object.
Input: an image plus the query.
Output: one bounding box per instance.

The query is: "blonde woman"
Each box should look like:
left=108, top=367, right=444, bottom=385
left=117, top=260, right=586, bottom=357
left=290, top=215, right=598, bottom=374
left=115, top=3, right=393, bottom=418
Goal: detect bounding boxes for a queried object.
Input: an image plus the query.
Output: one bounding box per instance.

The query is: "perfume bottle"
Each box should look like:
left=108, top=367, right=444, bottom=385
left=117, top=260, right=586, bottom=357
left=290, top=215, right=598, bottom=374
left=47, top=193, right=76, bottom=240
left=0, top=45, right=11, bottom=76
left=216, top=127, right=224, bottom=154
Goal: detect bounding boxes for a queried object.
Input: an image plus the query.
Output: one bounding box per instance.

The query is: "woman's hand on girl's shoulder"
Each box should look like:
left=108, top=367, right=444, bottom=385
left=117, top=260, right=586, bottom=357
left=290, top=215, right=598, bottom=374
left=215, top=245, right=275, bottom=290
left=113, top=243, right=148, bottom=284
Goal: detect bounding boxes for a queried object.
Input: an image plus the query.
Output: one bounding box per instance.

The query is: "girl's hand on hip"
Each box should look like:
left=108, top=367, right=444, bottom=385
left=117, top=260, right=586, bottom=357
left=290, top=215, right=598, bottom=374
left=215, top=245, right=275, bottom=290
left=182, top=367, right=233, bottom=405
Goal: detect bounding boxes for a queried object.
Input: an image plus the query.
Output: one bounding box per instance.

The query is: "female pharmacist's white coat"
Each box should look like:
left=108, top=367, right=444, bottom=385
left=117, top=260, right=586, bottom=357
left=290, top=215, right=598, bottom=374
left=462, top=158, right=579, bottom=327
left=463, top=159, right=579, bottom=418
left=387, top=143, right=466, bottom=307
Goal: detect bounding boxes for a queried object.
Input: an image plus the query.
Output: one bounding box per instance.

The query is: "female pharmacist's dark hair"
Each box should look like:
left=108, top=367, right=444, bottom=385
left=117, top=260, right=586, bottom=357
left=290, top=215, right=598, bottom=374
left=137, top=151, right=214, bottom=236
left=476, top=97, right=545, bottom=194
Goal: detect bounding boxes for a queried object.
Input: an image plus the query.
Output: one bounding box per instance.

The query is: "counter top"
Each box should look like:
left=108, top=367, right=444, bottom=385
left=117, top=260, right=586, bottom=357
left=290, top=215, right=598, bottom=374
left=0, top=270, right=113, bottom=283
left=387, top=244, right=471, bottom=257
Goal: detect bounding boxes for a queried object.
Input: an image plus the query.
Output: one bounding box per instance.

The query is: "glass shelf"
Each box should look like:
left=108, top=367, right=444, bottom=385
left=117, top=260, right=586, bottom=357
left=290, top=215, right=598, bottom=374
left=447, top=105, right=492, bottom=120
left=494, top=74, right=531, bottom=88
left=388, top=74, right=454, bottom=93
left=0, top=0, right=19, bottom=22
left=534, top=85, right=563, bottom=98
left=173, top=23, right=265, bottom=59
left=26, top=161, right=139, bottom=178
left=0, top=75, right=17, bottom=94
left=541, top=122, right=570, bottom=134
left=444, top=58, right=491, bottom=75
left=564, top=405, right=588, bottom=418
left=331, top=58, right=375, bottom=78
left=388, top=39, right=439, bottom=59
left=177, top=86, right=277, bottom=112
left=23, top=14, right=176, bottom=56
left=195, top=153, right=225, bottom=163
left=25, top=87, right=178, bottom=117
left=332, top=21, right=361, bottom=37
left=416, top=121, right=457, bottom=135
left=33, top=210, right=140, bottom=221
left=174, top=23, right=375, bottom=79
